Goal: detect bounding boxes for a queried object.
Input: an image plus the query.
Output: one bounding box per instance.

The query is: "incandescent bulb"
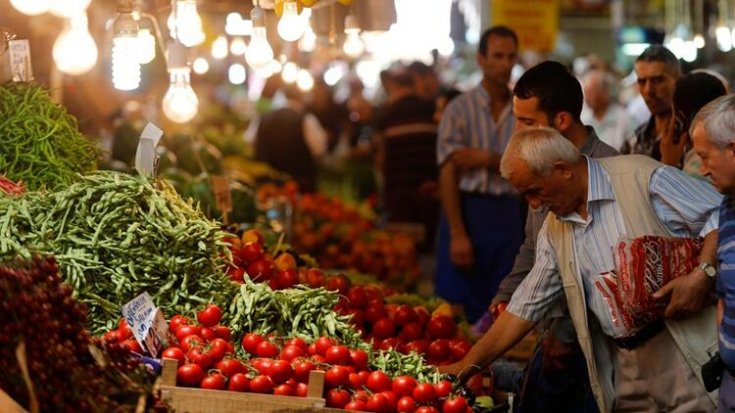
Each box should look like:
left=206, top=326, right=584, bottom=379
left=212, top=35, right=229, bottom=59
left=228, top=63, right=247, bottom=84
left=296, top=69, right=314, bottom=92
left=9, top=0, right=50, bottom=15
left=52, top=14, right=98, bottom=75
left=716, top=26, right=732, bottom=52
left=281, top=62, right=299, bottom=83
left=693, top=34, right=705, bottom=49
left=137, top=28, right=156, bottom=64
left=245, top=27, right=274, bottom=69
left=162, top=67, right=199, bottom=123
left=230, top=37, right=247, bottom=56
left=343, top=32, right=364, bottom=57
left=169, top=0, right=205, bottom=47
left=48, top=0, right=91, bottom=17
left=299, top=26, right=317, bottom=52
left=277, top=0, right=306, bottom=42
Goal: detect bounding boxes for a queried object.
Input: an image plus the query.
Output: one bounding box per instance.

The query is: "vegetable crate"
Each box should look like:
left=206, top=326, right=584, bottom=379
left=159, top=358, right=339, bottom=413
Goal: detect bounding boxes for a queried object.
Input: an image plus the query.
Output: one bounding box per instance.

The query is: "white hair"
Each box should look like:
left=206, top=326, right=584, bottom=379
left=690, top=94, right=735, bottom=149
left=500, top=127, right=581, bottom=179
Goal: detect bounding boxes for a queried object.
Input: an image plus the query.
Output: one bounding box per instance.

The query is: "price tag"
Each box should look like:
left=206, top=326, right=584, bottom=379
left=135, top=122, right=164, bottom=177
left=122, top=292, right=169, bottom=357
left=211, top=175, right=232, bottom=222
left=8, top=40, right=33, bottom=82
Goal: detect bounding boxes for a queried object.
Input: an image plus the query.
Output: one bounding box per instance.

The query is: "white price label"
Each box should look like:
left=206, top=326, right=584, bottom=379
left=122, top=292, right=169, bottom=357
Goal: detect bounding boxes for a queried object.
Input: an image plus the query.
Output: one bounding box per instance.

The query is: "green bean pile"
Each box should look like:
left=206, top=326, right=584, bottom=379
left=0, top=82, right=100, bottom=191
left=0, top=171, right=237, bottom=333
left=228, top=278, right=368, bottom=351
left=370, top=349, right=442, bottom=383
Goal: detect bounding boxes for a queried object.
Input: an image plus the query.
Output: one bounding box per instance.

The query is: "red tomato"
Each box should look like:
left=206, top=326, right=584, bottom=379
left=121, top=339, right=142, bottom=353
left=363, top=285, right=383, bottom=302
left=380, top=390, right=398, bottom=411
left=209, top=338, right=231, bottom=361
left=348, top=372, right=365, bottom=390
left=175, top=325, right=202, bottom=342
left=215, top=358, right=245, bottom=377
left=449, top=340, right=472, bottom=362
left=364, top=303, right=389, bottom=324
left=295, top=382, right=309, bottom=397
left=404, top=339, right=429, bottom=356
left=399, top=322, right=424, bottom=342
left=212, top=325, right=231, bottom=340
left=392, top=305, right=418, bottom=326
left=284, top=337, right=308, bottom=349
left=379, top=337, right=401, bottom=351
left=326, top=388, right=351, bottom=408
left=372, top=318, right=396, bottom=339
left=314, top=336, right=335, bottom=356
left=396, top=396, right=416, bottom=413
left=345, top=400, right=367, bottom=411
left=306, top=268, right=326, bottom=288
left=188, top=346, right=213, bottom=369
left=280, top=345, right=305, bottom=362
left=200, top=327, right=217, bottom=342
left=169, top=315, right=190, bottom=332
left=325, top=365, right=350, bottom=388
left=228, top=373, right=250, bottom=392
left=241, top=241, right=264, bottom=263
left=366, top=393, right=390, bottom=413
left=427, top=339, right=451, bottom=361
left=366, top=371, right=392, bottom=393
left=414, top=306, right=431, bottom=327
left=434, top=380, right=453, bottom=398
left=346, top=286, right=368, bottom=308
left=162, top=347, right=186, bottom=366
left=197, top=304, right=222, bottom=327
left=118, top=319, right=133, bottom=339
left=179, top=335, right=203, bottom=352
left=241, top=332, right=264, bottom=354
left=256, top=340, right=280, bottom=358
left=349, top=349, right=369, bottom=371
left=249, top=375, right=274, bottom=394
left=353, top=389, right=370, bottom=402
left=443, top=396, right=468, bottom=413
left=325, top=345, right=351, bottom=365
left=177, top=364, right=204, bottom=387
left=392, top=376, right=417, bottom=397
left=415, top=406, right=439, bottom=413
left=251, top=358, right=273, bottom=375
left=273, top=383, right=295, bottom=396
left=248, top=259, right=274, bottom=282
left=427, top=316, right=456, bottom=339
left=275, top=269, right=299, bottom=289
left=325, top=273, right=351, bottom=295
left=227, top=266, right=245, bottom=282
left=412, top=383, right=437, bottom=403
left=200, top=373, right=226, bottom=390
left=307, top=343, right=318, bottom=356
left=267, top=359, right=294, bottom=384
left=293, top=359, right=316, bottom=383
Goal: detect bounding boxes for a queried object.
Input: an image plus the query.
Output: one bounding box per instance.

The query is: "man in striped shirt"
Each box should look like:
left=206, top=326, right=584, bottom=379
left=690, top=94, right=735, bottom=412
left=435, top=26, right=522, bottom=323
left=442, top=127, right=721, bottom=412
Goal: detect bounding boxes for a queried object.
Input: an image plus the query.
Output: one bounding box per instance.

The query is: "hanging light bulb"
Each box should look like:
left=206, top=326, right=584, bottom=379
left=693, top=33, right=705, bottom=49
left=281, top=62, right=299, bottom=83
left=342, top=15, right=364, bottom=58
left=162, top=42, right=199, bottom=123
left=212, top=35, right=229, bottom=59
left=245, top=6, right=274, bottom=69
left=137, top=28, right=157, bottom=64
left=9, top=0, right=50, bottom=16
left=111, top=11, right=141, bottom=91
left=299, top=26, right=317, bottom=52
left=169, top=0, right=205, bottom=47
left=52, top=13, right=98, bottom=75
left=296, top=69, right=314, bottom=91
left=228, top=63, right=247, bottom=84
left=48, top=0, right=91, bottom=17
left=277, top=0, right=306, bottom=41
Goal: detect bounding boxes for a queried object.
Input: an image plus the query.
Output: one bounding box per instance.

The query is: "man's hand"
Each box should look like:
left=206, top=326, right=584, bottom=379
left=653, top=268, right=714, bottom=318
left=450, top=235, right=474, bottom=270
left=659, top=116, right=688, bottom=167
left=451, top=148, right=492, bottom=171
left=438, top=360, right=480, bottom=384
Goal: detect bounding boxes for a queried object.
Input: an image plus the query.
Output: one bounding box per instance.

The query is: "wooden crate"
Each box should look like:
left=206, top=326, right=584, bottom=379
left=159, top=358, right=336, bottom=413
left=0, top=389, right=29, bottom=413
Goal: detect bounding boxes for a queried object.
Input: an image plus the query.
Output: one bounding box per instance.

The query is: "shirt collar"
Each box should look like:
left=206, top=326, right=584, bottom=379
left=585, top=155, right=615, bottom=202
left=579, top=126, right=601, bottom=155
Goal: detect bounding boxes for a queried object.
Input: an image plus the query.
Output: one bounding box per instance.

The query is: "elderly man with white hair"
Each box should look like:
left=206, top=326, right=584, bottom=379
left=690, top=94, right=735, bottom=412
left=441, top=126, right=722, bottom=412
left=581, top=69, right=637, bottom=152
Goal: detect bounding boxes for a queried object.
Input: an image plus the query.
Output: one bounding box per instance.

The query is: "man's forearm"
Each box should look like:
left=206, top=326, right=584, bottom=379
left=700, top=230, right=718, bottom=266
left=459, top=311, right=536, bottom=381
left=439, top=160, right=466, bottom=237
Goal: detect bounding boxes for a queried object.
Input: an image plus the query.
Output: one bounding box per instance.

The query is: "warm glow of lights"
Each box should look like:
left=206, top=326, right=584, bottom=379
left=137, top=28, right=156, bottom=64
left=277, top=0, right=306, bottom=42
left=169, top=0, right=205, bottom=47
left=296, top=69, right=314, bottom=91
left=48, top=0, right=91, bottom=17
left=228, top=63, right=247, bottom=84
left=52, top=14, right=97, bottom=75
left=9, top=0, right=50, bottom=16
left=245, top=27, right=274, bottom=69
left=192, top=57, right=209, bottom=74
left=230, top=37, right=247, bottom=56
left=162, top=67, right=199, bottom=123
left=281, top=62, right=299, bottom=84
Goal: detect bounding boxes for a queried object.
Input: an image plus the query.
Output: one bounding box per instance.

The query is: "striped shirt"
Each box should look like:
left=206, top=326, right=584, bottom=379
left=717, top=196, right=735, bottom=370
left=436, top=85, right=516, bottom=195
left=507, top=156, right=721, bottom=338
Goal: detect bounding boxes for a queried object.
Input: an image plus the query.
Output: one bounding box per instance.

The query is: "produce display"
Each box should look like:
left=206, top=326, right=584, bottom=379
left=0, top=170, right=235, bottom=334
left=0, top=82, right=99, bottom=191
left=0, top=176, right=24, bottom=195
left=0, top=256, right=167, bottom=412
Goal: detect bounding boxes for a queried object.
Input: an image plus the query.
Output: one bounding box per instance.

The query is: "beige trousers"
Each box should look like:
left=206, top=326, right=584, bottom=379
left=613, top=328, right=715, bottom=412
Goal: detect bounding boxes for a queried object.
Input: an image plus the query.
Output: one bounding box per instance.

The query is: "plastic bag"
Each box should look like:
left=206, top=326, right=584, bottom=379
left=594, top=235, right=703, bottom=338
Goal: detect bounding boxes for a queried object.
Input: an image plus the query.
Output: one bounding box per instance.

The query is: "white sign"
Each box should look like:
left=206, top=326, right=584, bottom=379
left=135, top=122, right=164, bottom=177
left=9, top=40, right=33, bottom=82
left=122, top=292, right=169, bottom=357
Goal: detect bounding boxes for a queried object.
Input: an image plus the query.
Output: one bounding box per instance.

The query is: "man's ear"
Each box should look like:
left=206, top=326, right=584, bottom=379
left=553, top=112, right=574, bottom=133
left=552, top=160, right=573, bottom=180
left=727, top=141, right=735, bottom=159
